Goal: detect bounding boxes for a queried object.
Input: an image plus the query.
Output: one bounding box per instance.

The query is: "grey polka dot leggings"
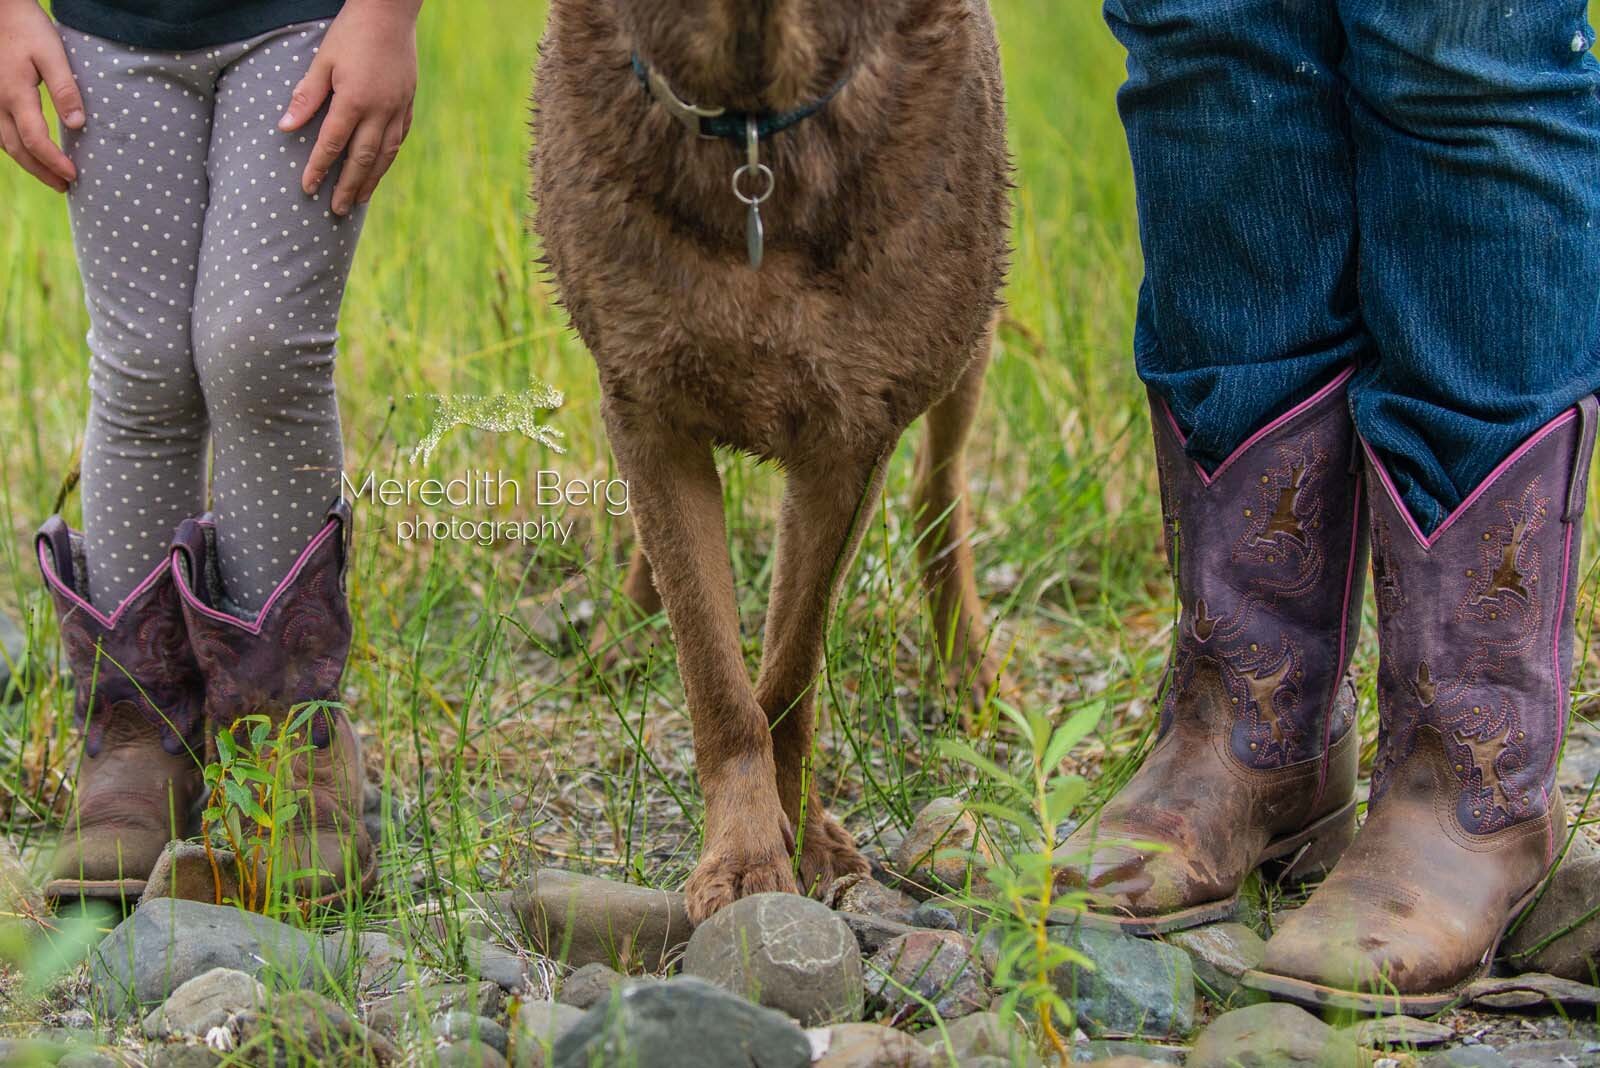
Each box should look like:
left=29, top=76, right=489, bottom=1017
left=60, top=20, right=363, bottom=612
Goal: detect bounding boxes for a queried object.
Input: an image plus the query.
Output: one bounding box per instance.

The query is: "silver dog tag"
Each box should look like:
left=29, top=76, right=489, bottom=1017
left=747, top=202, right=765, bottom=270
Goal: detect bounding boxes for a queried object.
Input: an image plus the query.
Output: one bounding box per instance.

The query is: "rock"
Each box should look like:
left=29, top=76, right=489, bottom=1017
left=1503, top=835, right=1600, bottom=982
left=235, top=990, right=401, bottom=1065
left=1344, top=1015, right=1454, bottom=1048
left=512, top=869, right=689, bottom=972
left=889, top=799, right=992, bottom=899
left=1073, top=1041, right=1183, bottom=1065
left=918, top=1011, right=1036, bottom=1065
left=683, top=892, right=863, bottom=1026
left=1008, top=925, right=1193, bottom=1039
left=509, top=1000, right=587, bottom=1068
left=811, top=1022, right=935, bottom=1067
left=438, top=1042, right=511, bottom=1068
left=434, top=1012, right=510, bottom=1054
left=89, top=899, right=342, bottom=1014
left=837, top=912, right=918, bottom=956
left=551, top=977, right=812, bottom=1068
left=363, top=981, right=504, bottom=1036
left=558, top=962, right=628, bottom=1010
left=1076, top=1059, right=1172, bottom=1068
left=141, top=842, right=248, bottom=906
left=352, top=930, right=408, bottom=993
left=58, top=1053, right=122, bottom=1068
left=830, top=874, right=918, bottom=925
left=1464, top=972, right=1600, bottom=1011
left=1165, top=922, right=1265, bottom=1003
left=463, top=936, right=535, bottom=993
left=909, top=904, right=961, bottom=931
left=146, top=1046, right=224, bottom=1068
left=1418, top=1048, right=1512, bottom=1068
left=141, top=967, right=265, bottom=1039
left=1188, top=1003, right=1362, bottom=1068
left=863, top=930, right=987, bottom=1023
left=1494, top=1039, right=1600, bottom=1067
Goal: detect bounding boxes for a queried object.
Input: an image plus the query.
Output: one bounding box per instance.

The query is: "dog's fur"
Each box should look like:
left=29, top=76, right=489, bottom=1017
left=533, top=0, right=1012, bottom=922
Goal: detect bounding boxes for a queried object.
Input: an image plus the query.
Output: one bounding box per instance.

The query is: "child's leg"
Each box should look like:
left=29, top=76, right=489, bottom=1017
left=190, top=21, right=365, bottom=612
left=58, top=28, right=216, bottom=608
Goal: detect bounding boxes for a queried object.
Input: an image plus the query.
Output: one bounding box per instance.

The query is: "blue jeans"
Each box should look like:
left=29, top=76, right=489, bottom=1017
left=1108, top=0, right=1600, bottom=532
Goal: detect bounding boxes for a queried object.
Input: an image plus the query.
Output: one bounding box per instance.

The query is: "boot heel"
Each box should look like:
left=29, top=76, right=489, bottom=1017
left=1276, top=803, right=1356, bottom=884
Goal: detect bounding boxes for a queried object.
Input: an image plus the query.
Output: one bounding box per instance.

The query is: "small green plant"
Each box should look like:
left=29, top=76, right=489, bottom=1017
left=938, top=700, right=1102, bottom=1066
left=201, top=703, right=332, bottom=915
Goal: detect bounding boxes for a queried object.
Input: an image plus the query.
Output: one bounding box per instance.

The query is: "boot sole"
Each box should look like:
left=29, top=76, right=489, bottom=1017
left=1064, top=799, right=1358, bottom=937
left=44, top=877, right=147, bottom=905
left=1240, top=883, right=1543, bottom=1016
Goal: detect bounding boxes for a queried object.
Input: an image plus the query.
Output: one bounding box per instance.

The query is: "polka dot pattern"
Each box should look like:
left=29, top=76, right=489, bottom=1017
left=60, top=21, right=365, bottom=613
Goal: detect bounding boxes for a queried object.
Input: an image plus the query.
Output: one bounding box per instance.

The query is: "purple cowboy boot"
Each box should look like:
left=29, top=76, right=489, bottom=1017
left=170, top=499, right=374, bottom=905
left=1248, top=397, right=1598, bottom=1014
left=1056, top=369, right=1368, bottom=933
left=35, top=519, right=205, bottom=902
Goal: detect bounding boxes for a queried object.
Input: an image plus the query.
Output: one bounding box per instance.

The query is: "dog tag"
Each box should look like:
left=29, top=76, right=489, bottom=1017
left=746, top=202, right=765, bottom=270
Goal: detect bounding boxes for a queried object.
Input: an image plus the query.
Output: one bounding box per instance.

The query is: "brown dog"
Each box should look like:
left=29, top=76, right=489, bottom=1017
left=533, top=0, right=1012, bottom=922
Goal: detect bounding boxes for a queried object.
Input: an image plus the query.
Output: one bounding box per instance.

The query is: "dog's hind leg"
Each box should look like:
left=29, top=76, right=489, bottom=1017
left=914, top=331, right=1015, bottom=719
left=601, top=414, right=799, bottom=922
left=756, top=450, right=888, bottom=899
left=586, top=539, right=662, bottom=666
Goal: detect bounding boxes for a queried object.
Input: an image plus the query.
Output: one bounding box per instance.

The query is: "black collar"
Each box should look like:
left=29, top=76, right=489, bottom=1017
left=631, top=54, right=849, bottom=143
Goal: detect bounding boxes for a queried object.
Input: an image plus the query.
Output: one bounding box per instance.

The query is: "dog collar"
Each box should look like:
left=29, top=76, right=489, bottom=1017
left=630, top=54, right=849, bottom=143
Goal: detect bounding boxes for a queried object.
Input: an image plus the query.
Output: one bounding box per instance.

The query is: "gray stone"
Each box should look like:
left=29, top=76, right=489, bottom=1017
left=1503, top=834, right=1600, bottom=982
left=89, top=899, right=342, bottom=1014
left=889, top=799, right=992, bottom=899
left=1075, top=1058, right=1173, bottom=1068
left=811, top=1022, right=935, bottom=1067
left=1465, top=972, right=1600, bottom=1011
left=1188, top=1003, right=1363, bottom=1068
left=838, top=911, right=918, bottom=956
left=352, top=930, right=408, bottom=993
left=864, top=930, right=987, bottom=1023
left=1418, top=1049, right=1513, bottom=1068
left=510, top=1000, right=587, bottom=1068
left=235, top=989, right=401, bottom=1065
left=558, top=961, right=628, bottom=1010
left=551, top=977, right=812, bottom=1068
left=683, top=892, right=863, bottom=1026
left=918, top=1011, right=1038, bottom=1066
left=1344, top=1015, right=1454, bottom=1049
left=434, top=1012, right=510, bottom=1055
left=830, top=874, right=918, bottom=925
left=146, top=1047, right=224, bottom=1068
left=1165, top=922, right=1265, bottom=1003
left=437, top=1042, right=510, bottom=1068
left=140, top=842, right=247, bottom=906
left=1494, top=1040, right=1600, bottom=1067
left=512, top=869, right=690, bottom=971
left=910, top=904, right=961, bottom=931
left=1073, top=1040, right=1184, bottom=1064
left=1015, top=925, right=1194, bottom=1039
left=57, top=1053, right=121, bottom=1068
left=363, top=981, right=505, bottom=1037
left=140, top=966, right=265, bottom=1039
left=464, top=936, right=535, bottom=993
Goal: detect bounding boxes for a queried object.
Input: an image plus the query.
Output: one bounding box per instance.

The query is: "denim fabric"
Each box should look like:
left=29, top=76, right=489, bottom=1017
left=1107, top=0, right=1600, bottom=532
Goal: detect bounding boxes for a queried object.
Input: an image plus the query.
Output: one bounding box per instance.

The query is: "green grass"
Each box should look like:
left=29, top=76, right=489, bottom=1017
left=2, top=0, right=1599, bottom=1062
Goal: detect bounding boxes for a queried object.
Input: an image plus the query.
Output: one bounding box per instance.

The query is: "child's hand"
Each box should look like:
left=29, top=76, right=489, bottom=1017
left=279, top=0, right=420, bottom=216
left=0, top=0, right=84, bottom=192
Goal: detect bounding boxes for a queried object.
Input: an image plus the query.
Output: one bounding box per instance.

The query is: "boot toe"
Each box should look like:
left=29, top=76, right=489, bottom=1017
left=1057, top=833, right=1222, bottom=918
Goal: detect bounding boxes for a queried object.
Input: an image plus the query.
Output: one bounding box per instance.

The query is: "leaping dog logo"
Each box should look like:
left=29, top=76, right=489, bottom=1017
left=408, top=384, right=568, bottom=465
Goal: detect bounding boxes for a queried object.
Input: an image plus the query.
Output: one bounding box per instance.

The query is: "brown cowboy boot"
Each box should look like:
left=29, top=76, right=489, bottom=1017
left=170, top=500, right=374, bottom=906
left=1056, top=370, right=1367, bottom=934
left=35, top=519, right=205, bottom=902
left=1247, top=398, right=1598, bottom=1015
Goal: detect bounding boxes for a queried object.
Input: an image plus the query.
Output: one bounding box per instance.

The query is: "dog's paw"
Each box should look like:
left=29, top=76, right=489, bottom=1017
left=685, top=837, right=801, bottom=924
left=797, top=809, right=869, bottom=900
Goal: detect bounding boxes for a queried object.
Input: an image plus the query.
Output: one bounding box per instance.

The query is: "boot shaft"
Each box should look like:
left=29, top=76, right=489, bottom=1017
left=1364, top=399, right=1597, bottom=837
left=169, top=499, right=353, bottom=742
left=35, top=520, right=204, bottom=757
left=1151, top=368, right=1368, bottom=771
